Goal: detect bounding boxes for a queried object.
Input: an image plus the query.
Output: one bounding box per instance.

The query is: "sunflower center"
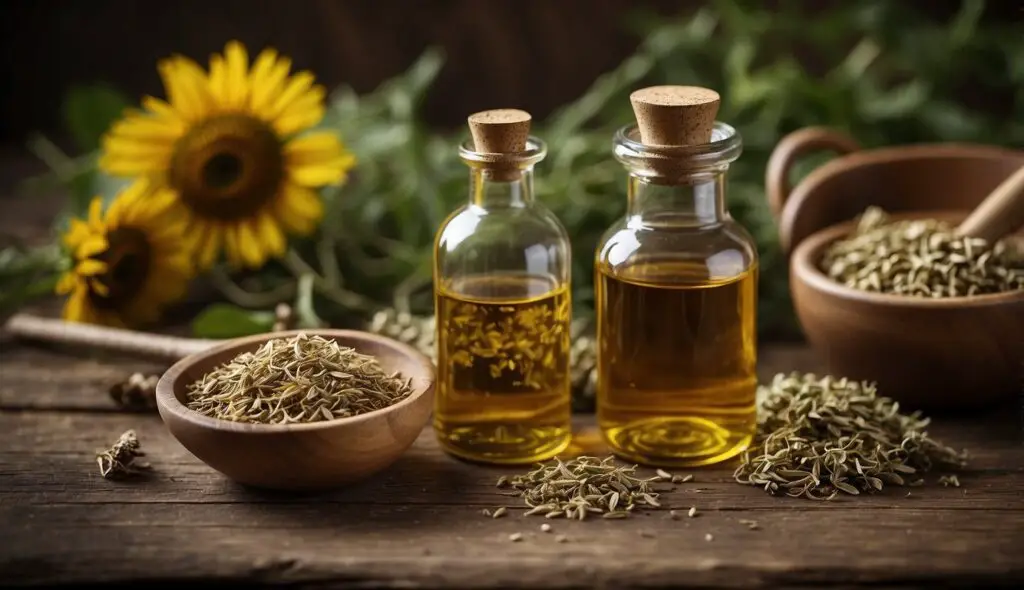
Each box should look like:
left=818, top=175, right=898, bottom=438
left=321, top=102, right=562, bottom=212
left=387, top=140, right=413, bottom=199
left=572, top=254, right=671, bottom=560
left=88, top=227, right=152, bottom=310
left=202, top=152, right=244, bottom=191
left=170, top=114, right=284, bottom=220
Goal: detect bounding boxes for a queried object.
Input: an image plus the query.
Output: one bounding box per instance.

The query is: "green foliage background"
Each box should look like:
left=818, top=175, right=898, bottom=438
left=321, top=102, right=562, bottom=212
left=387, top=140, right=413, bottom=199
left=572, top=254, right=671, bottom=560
left=4, top=0, right=1022, bottom=339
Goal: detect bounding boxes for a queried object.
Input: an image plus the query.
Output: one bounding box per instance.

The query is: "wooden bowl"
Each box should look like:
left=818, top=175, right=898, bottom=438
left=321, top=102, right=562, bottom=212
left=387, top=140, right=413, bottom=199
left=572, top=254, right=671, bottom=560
left=767, top=128, right=1024, bottom=411
left=156, top=329, right=435, bottom=490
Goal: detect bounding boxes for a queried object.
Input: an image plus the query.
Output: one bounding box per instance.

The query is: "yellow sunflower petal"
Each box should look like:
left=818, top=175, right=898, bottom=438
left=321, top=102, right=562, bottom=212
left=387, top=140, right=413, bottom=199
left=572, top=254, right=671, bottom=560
left=62, top=219, right=93, bottom=250
left=62, top=290, right=89, bottom=323
left=141, top=96, right=186, bottom=127
left=251, top=56, right=293, bottom=118
left=285, top=132, right=355, bottom=186
left=78, top=235, right=109, bottom=259
left=271, top=85, right=326, bottom=136
left=159, top=56, right=214, bottom=122
left=284, top=132, right=342, bottom=164
left=275, top=183, right=323, bottom=234
left=208, top=53, right=228, bottom=109
left=87, top=197, right=104, bottom=229
left=99, top=155, right=169, bottom=177
left=255, top=212, right=287, bottom=258
left=106, top=111, right=183, bottom=142
left=55, top=272, right=79, bottom=295
left=102, top=133, right=175, bottom=156
left=236, top=220, right=265, bottom=268
left=103, top=195, right=130, bottom=228
left=223, top=224, right=245, bottom=268
left=194, top=222, right=222, bottom=269
left=248, top=48, right=279, bottom=107
left=76, top=259, right=108, bottom=277
left=224, top=41, right=250, bottom=110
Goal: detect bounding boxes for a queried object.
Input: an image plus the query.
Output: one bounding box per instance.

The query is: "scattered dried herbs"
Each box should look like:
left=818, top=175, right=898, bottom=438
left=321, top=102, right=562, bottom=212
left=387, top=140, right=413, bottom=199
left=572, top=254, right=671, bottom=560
left=821, top=207, right=1023, bottom=297
left=734, top=372, right=967, bottom=500
left=497, top=455, right=665, bottom=520
left=96, top=430, right=149, bottom=479
left=109, top=372, right=160, bottom=411
left=185, top=333, right=414, bottom=424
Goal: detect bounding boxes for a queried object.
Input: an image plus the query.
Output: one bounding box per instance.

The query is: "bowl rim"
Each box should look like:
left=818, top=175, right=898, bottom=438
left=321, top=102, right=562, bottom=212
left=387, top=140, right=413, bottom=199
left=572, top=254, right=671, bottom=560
left=155, top=328, right=436, bottom=434
left=792, top=219, right=1024, bottom=308
left=779, top=142, right=1024, bottom=255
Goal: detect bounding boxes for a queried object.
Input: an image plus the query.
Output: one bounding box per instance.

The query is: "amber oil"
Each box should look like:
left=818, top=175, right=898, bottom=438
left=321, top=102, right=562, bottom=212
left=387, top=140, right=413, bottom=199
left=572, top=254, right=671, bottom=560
left=433, top=109, right=572, bottom=464
left=594, top=87, right=759, bottom=467
left=596, top=259, right=757, bottom=467
left=435, top=273, right=571, bottom=464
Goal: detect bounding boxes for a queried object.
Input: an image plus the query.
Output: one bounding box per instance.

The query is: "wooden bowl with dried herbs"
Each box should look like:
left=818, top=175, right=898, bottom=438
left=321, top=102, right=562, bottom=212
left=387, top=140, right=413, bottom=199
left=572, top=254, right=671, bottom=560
left=156, top=330, right=435, bottom=491
left=767, top=130, right=1024, bottom=410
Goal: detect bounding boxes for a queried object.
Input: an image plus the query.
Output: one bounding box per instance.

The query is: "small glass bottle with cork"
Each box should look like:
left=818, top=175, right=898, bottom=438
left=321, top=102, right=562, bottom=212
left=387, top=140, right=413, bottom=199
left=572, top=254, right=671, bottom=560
left=433, top=109, right=573, bottom=465
left=594, top=86, right=759, bottom=467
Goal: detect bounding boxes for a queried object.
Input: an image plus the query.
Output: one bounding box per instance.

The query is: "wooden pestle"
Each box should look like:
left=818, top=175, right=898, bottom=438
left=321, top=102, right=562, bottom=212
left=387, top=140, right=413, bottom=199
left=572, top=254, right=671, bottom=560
left=3, top=313, right=216, bottom=362
left=956, top=164, right=1024, bottom=244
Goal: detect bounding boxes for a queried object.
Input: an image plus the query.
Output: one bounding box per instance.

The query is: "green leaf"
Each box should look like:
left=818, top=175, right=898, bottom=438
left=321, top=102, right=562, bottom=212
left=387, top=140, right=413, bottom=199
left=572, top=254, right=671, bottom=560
left=61, top=84, right=132, bottom=152
left=191, top=303, right=275, bottom=338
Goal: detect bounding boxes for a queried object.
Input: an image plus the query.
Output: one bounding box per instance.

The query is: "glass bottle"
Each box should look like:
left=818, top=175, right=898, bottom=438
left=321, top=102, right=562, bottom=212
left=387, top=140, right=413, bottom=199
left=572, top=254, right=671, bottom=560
left=433, top=109, right=572, bottom=465
left=594, top=86, right=758, bottom=467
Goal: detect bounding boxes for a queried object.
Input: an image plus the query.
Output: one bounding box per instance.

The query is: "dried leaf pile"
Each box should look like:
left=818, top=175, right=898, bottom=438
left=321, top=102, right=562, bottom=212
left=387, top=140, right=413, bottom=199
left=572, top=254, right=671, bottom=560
left=821, top=206, right=1023, bottom=297
left=734, top=372, right=968, bottom=500
left=185, top=333, right=414, bottom=424
left=497, top=455, right=668, bottom=520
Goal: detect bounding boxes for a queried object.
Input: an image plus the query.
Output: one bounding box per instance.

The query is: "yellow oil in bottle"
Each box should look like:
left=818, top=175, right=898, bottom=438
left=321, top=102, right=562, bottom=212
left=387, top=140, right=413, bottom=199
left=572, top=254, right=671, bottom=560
left=434, top=272, right=572, bottom=464
left=596, top=259, right=757, bottom=467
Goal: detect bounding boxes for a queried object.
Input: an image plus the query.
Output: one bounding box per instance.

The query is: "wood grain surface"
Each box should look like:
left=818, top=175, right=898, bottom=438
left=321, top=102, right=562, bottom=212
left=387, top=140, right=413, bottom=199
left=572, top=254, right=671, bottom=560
left=1, top=339, right=1022, bottom=589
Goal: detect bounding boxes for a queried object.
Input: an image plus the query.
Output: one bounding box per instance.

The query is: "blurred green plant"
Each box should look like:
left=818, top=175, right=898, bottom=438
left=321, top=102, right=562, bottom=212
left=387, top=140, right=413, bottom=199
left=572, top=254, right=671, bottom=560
left=4, top=0, right=1022, bottom=338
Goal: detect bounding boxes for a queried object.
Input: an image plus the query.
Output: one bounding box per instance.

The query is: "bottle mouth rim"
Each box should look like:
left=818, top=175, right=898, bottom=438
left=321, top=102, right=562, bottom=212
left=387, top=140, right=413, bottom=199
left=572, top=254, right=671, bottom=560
left=458, top=136, right=548, bottom=167
left=613, top=121, right=742, bottom=165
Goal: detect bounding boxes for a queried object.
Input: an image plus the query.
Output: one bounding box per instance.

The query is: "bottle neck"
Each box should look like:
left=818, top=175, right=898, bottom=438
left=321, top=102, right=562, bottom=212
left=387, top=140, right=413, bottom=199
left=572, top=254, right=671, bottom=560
left=470, top=167, right=535, bottom=208
left=626, top=170, right=727, bottom=226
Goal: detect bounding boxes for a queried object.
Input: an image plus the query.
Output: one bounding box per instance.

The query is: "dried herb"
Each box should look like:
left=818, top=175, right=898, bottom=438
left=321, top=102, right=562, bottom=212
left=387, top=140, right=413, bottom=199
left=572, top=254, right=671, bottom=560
left=734, top=372, right=967, bottom=500
left=109, top=372, right=160, bottom=411
left=185, top=333, right=414, bottom=424
left=821, top=207, right=1023, bottom=297
left=738, top=518, right=760, bottom=530
left=498, top=455, right=665, bottom=520
left=96, top=430, right=149, bottom=479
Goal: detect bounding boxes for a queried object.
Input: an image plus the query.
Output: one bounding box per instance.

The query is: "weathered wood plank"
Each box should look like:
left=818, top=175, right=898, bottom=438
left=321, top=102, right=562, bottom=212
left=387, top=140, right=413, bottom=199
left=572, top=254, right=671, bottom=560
left=1, top=503, right=1021, bottom=588
left=0, top=340, right=822, bottom=412
left=2, top=340, right=1022, bottom=588
left=0, top=410, right=1019, bottom=508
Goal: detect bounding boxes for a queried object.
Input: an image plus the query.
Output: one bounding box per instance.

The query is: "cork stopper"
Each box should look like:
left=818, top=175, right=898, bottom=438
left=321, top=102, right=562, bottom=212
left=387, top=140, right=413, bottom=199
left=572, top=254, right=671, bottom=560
left=629, top=86, right=720, bottom=146
left=468, top=109, right=531, bottom=153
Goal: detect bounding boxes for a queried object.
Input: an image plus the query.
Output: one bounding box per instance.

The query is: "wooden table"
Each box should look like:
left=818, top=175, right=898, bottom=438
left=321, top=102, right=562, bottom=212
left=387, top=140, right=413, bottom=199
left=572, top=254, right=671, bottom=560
left=1, top=338, right=1021, bottom=589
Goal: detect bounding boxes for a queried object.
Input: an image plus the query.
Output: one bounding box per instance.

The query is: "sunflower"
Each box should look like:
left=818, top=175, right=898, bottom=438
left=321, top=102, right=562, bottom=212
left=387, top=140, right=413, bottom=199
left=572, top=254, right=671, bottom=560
left=99, top=41, right=355, bottom=270
left=56, top=181, right=195, bottom=328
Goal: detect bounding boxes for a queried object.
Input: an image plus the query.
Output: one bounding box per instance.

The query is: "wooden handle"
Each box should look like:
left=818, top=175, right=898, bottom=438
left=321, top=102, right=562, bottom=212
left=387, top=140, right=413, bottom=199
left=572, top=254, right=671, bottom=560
left=956, top=165, right=1024, bottom=243
left=765, top=127, right=861, bottom=221
left=3, top=314, right=217, bottom=362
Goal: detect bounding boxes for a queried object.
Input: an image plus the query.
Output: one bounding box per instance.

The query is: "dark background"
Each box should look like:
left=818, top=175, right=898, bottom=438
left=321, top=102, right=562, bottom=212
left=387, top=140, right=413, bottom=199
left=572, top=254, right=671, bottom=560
left=2, top=0, right=1020, bottom=144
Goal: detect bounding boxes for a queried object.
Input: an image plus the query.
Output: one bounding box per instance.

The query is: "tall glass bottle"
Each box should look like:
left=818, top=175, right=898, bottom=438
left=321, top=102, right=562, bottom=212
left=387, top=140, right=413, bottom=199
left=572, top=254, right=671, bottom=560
left=433, top=109, right=572, bottom=464
left=595, top=86, right=758, bottom=467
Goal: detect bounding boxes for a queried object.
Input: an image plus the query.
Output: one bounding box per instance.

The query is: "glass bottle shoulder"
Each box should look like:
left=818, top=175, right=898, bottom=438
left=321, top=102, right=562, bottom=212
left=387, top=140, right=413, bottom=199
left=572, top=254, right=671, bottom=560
left=595, top=215, right=758, bottom=284
left=435, top=202, right=570, bottom=256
